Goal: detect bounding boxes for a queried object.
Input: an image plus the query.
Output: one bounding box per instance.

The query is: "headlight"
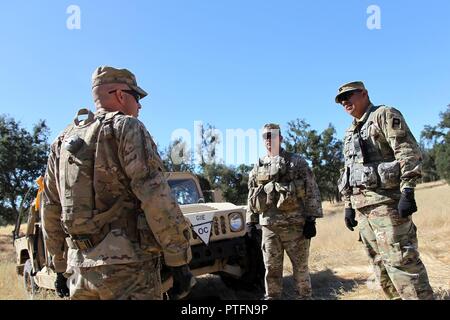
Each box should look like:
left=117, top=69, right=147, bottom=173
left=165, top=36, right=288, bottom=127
left=229, top=212, right=244, bottom=232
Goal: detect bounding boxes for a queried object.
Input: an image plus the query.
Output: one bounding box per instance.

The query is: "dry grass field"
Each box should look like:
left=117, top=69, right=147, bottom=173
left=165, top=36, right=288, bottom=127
left=0, top=224, right=27, bottom=300
left=1, top=181, right=449, bottom=300
left=306, top=180, right=450, bottom=300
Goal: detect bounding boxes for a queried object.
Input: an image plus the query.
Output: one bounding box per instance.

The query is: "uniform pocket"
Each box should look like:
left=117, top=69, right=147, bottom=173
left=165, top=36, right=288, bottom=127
left=377, top=161, right=400, bottom=189
left=276, top=182, right=300, bottom=212
left=361, top=165, right=379, bottom=189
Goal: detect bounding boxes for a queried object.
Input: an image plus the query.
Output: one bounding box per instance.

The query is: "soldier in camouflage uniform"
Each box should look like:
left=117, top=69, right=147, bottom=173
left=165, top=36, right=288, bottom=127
left=247, top=124, right=323, bottom=300
left=42, top=66, right=195, bottom=300
left=336, top=81, right=434, bottom=300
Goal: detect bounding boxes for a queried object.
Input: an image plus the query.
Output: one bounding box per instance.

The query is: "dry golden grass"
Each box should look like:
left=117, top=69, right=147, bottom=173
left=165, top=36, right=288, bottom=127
left=1, top=181, right=449, bottom=300
left=0, top=225, right=27, bottom=300
left=282, top=181, right=450, bottom=300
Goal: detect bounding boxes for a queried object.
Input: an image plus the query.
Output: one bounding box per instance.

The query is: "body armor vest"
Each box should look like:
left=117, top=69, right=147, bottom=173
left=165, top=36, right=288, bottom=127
left=58, top=109, right=130, bottom=237
left=249, top=151, right=306, bottom=213
left=339, top=105, right=401, bottom=193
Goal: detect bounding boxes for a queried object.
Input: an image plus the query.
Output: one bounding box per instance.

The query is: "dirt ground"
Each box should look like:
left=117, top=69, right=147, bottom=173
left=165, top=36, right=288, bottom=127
left=1, top=181, right=449, bottom=300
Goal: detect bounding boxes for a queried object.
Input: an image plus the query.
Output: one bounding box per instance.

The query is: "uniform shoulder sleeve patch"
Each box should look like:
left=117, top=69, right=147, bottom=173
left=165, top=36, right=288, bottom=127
left=392, top=117, right=402, bottom=129
left=385, top=108, right=406, bottom=138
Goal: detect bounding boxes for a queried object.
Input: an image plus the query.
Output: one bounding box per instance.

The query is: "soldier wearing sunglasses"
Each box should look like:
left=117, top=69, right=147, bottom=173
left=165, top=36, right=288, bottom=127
left=247, top=123, right=323, bottom=300
left=335, top=81, right=434, bottom=300
left=42, top=66, right=195, bottom=300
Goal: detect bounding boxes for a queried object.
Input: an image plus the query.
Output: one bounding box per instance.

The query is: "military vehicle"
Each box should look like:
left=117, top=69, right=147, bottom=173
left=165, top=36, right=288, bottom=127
left=13, top=172, right=264, bottom=299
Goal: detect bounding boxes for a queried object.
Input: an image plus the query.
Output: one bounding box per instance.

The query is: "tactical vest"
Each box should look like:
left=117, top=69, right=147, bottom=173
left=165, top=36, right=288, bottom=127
left=58, top=109, right=137, bottom=250
left=249, top=151, right=306, bottom=213
left=338, top=105, right=401, bottom=193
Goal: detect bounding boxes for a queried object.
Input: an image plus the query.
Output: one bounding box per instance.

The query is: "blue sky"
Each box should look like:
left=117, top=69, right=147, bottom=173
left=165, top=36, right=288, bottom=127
left=1, top=0, right=449, bottom=165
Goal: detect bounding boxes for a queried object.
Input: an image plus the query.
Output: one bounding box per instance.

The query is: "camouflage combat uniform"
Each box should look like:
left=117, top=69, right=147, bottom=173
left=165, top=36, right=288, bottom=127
left=247, top=148, right=323, bottom=299
left=339, top=103, right=434, bottom=300
left=42, top=68, right=191, bottom=300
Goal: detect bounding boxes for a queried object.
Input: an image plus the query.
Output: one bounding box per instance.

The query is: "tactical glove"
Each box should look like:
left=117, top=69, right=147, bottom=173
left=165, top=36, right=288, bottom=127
left=344, top=208, right=358, bottom=231
left=168, top=264, right=196, bottom=300
left=55, top=273, right=70, bottom=298
left=303, top=220, right=316, bottom=239
left=398, top=188, right=417, bottom=218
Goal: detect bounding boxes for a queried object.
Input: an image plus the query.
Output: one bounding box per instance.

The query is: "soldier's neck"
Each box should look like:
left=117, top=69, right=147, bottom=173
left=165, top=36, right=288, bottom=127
left=267, top=148, right=283, bottom=157
left=354, top=102, right=373, bottom=121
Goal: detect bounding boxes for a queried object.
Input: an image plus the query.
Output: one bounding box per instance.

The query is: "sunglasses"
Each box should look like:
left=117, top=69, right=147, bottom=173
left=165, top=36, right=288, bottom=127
left=263, top=132, right=279, bottom=140
left=338, top=89, right=362, bottom=103
left=109, top=89, right=140, bottom=103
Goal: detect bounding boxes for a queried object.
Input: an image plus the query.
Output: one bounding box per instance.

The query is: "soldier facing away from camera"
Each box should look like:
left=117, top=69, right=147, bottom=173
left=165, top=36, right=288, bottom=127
left=247, top=123, right=323, bottom=300
left=41, top=66, right=195, bottom=300
left=335, top=81, right=434, bottom=300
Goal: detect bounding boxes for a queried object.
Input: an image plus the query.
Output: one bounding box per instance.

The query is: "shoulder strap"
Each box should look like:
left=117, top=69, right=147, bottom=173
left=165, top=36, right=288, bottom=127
left=100, top=112, right=134, bottom=200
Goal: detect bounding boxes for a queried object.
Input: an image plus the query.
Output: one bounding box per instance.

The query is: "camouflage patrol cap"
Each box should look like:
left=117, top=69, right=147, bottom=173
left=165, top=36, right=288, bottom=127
left=91, top=66, right=148, bottom=99
left=262, top=123, right=281, bottom=138
left=335, top=81, right=366, bottom=103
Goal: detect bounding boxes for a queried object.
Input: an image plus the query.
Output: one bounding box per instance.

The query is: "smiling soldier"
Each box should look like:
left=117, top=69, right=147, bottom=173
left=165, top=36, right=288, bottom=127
left=336, top=81, right=434, bottom=300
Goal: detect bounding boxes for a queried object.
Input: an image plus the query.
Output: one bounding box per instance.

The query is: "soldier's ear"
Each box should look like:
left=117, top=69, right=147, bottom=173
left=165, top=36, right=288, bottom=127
left=113, top=89, right=126, bottom=105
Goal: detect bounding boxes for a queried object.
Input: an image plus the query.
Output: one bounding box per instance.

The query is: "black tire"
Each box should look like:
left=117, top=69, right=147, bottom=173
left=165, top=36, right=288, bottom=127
left=23, top=259, right=38, bottom=299
left=220, top=230, right=265, bottom=292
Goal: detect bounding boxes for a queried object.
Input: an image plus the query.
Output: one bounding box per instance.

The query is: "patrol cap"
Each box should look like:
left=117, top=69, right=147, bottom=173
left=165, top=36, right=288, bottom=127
left=335, top=81, right=366, bottom=103
left=262, top=123, right=281, bottom=139
left=91, top=66, right=148, bottom=99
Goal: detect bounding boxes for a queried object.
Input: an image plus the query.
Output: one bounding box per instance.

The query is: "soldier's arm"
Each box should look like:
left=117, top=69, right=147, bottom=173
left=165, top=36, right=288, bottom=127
left=41, top=143, right=67, bottom=273
left=377, top=107, right=422, bottom=190
left=342, top=193, right=352, bottom=209
left=246, top=167, right=259, bottom=224
left=117, top=117, right=191, bottom=267
left=298, top=158, right=323, bottom=218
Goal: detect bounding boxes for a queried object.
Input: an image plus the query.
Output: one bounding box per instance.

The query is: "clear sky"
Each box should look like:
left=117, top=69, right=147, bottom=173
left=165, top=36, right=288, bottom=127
left=1, top=0, right=449, bottom=166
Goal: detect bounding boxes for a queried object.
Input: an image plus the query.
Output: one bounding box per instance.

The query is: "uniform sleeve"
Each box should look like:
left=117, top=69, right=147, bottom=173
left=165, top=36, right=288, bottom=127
left=117, top=118, right=191, bottom=267
left=298, top=158, right=323, bottom=218
left=340, top=131, right=353, bottom=208
left=41, top=141, right=67, bottom=273
left=246, top=167, right=259, bottom=224
left=342, top=194, right=352, bottom=209
left=377, top=107, right=422, bottom=190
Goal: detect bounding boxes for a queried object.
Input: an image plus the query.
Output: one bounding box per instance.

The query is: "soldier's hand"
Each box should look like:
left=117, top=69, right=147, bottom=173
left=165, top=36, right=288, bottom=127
left=398, top=188, right=417, bottom=218
left=168, top=264, right=196, bottom=300
left=344, top=208, right=358, bottom=231
left=55, top=273, right=70, bottom=298
left=303, top=219, right=316, bottom=239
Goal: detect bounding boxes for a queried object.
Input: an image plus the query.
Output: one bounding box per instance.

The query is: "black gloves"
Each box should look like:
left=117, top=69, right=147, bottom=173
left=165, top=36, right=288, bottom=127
left=398, top=188, right=417, bottom=218
left=345, top=208, right=358, bottom=231
left=55, top=272, right=69, bottom=298
left=303, top=220, right=316, bottom=239
left=168, top=264, right=196, bottom=300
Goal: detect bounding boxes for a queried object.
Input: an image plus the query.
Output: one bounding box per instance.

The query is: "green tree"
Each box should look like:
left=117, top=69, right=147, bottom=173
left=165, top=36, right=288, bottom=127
left=284, top=119, right=344, bottom=202
left=0, top=115, right=49, bottom=226
left=193, top=122, right=253, bottom=204
left=161, top=138, right=195, bottom=173
left=418, top=144, right=440, bottom=183
left=421, top=105, right=450, bottom=183
left=196, top=123, right=221, bottom=168
left=201, top=163, right=252, bottom=205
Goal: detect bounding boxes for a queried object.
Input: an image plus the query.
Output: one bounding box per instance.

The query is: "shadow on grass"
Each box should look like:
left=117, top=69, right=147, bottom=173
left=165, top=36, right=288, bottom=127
left=280, top=268, right=366, bottom=300
left=183, top=268, right=366, bottom=300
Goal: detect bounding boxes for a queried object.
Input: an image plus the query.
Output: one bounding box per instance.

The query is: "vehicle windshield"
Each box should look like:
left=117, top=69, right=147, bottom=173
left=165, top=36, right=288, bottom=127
left=168, top=179, right=202, bottom=205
